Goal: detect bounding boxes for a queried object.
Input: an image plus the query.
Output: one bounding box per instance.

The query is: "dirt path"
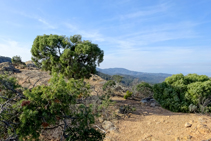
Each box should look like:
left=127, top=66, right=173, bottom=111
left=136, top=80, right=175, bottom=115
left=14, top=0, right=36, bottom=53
left=104, top=97, right=211, bottom=141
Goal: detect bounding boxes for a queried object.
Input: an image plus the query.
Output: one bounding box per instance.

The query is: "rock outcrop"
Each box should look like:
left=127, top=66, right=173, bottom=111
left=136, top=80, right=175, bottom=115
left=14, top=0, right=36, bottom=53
left=10, top=69, right=51, bottom=89
left=0, top=62, right=21, bottom=75
left=0, top=56, right=11, bottom=63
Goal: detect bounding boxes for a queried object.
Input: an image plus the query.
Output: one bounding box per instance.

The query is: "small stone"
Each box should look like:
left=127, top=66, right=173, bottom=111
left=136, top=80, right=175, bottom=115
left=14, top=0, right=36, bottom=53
left=187, top=135, right=192, bottom=139
left=102, top=121, right=114, bottom=130
left=183, top=135, right=192, bottom=140
left=98, top=117, right=104, bottom=123
left=150, top=103, right=156, bottom=107
left=185, top=122, right=192, bottom=128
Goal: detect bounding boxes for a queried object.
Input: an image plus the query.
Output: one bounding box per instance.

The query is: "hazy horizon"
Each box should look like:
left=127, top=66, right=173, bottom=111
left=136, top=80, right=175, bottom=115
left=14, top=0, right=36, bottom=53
left=0, top=0, right=211, bottom=76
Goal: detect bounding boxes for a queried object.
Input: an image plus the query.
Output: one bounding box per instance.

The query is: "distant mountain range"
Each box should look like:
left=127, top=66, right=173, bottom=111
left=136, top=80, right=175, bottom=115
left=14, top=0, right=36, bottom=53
left=96, top=68, right=172, bottom=84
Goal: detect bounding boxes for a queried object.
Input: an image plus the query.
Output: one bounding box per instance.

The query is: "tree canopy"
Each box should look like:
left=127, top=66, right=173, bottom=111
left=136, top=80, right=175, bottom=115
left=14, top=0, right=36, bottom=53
left=31, top=34, right=104, bottom=79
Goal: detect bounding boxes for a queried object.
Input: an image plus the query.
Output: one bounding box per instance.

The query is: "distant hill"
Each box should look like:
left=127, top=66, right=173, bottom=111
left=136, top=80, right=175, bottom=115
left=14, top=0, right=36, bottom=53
left=0, top=56, right=11, bottom=63
left=96, top=71, right=139, bottom=86
left=96, top=68, right=172, bottom=84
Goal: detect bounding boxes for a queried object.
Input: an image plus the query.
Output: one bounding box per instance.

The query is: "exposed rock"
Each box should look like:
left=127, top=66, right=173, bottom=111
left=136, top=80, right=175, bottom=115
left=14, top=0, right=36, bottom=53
left=0, top=62, right=21, bottom=75
left=102, top=121, right=114, bottom=130
left=141, top=97, right=160, bottom=107
left=0, top=56, right=11, bottom=63
left=10, top=69, right=51, bottom=89
left=150, top=103, right=156, bottom=107
left=140, top=98, right=151, bottom=106
left=98, top=117, right=104, bottom=123
left=25, top=60, right=39, bottom=70
left=185, top=122, right=192, bottom=128
left=25, top=60, right=34, bottom=65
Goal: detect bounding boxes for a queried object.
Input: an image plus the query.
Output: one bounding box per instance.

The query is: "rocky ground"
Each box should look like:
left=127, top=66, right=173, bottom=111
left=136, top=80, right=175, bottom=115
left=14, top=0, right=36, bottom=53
left=104, top=97, right=211, bottom=141
left=1, top=62, right=211, bottom=141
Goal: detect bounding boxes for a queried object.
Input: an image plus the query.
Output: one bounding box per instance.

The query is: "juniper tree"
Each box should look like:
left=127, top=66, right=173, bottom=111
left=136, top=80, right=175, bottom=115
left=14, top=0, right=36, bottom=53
left=153, top=73, right=211, bottom=113
left=0, top=73, right=105, bottom=140
left=11, top=55, right=23, bottom=65
left=31, top=34, right=104, bottom=79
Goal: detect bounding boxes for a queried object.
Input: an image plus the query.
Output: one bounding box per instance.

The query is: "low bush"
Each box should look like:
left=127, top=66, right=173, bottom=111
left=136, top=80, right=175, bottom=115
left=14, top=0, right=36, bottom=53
left=124, top=90, right=133, bottom=99
left=153, top=73, right=211, bottom=113
left=0, top=72, right=105, bottom=140
left=135, top=82, right=153, bottom=97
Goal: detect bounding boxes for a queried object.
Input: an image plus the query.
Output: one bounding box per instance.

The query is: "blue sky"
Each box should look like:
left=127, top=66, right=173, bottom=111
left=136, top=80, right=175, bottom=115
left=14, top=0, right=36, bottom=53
left=0, top=0, right=211, bottom=76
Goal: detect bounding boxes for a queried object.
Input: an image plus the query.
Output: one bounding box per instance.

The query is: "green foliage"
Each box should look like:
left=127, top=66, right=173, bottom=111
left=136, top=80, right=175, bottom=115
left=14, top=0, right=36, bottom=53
left=135, top=82, right=153, bottom=97
left=124, top=90, right=132, bottom=99
left=31, top=34, right=104, bottom=79
left=11, top=55, right=25, bottom=66
left=153, top=73, right=211, bottom=113
left=0, top=73, right=105, bottom=140
left=102, top=80, right=116, bottom=91
left=11, top=55, right=22, bottom=64
left=98, top=93, right=116, bottom=120
left=0, top=74, right=23, bottom=140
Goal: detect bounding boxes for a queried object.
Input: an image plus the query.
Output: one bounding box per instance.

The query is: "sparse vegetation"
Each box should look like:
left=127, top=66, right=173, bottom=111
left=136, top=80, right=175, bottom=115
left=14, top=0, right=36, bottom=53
left=102, top=80, right=116, bottom=91
left=11, top=55, right=26, bottom=68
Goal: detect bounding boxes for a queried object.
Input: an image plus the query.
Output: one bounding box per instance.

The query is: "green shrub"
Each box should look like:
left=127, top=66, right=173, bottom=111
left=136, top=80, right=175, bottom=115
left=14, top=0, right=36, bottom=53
left=124, top=90, right=133, bottom=99
left=0, top=73, right=105, bottom=140
left=11, top=55, right=22, bottom=65
left=153, top=73, right=211, bottom=113
left=135, top=82, right=153, bottom=97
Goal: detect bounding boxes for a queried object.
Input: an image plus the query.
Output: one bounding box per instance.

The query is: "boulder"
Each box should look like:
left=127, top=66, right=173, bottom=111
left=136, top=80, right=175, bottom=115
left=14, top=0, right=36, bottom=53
left=25, top=60, right=39, bottom=70
left=140, top=97, right=160, bottom=107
